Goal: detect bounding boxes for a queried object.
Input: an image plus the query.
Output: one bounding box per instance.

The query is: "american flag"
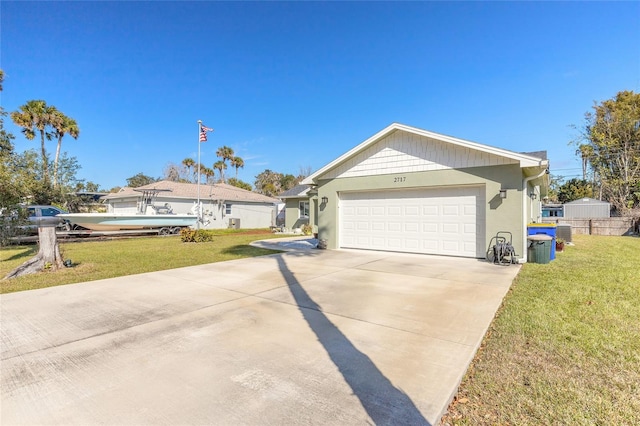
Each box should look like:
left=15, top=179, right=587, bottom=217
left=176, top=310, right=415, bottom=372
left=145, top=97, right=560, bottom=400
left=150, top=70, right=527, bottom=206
left=199, top=125, right=214, bottom=142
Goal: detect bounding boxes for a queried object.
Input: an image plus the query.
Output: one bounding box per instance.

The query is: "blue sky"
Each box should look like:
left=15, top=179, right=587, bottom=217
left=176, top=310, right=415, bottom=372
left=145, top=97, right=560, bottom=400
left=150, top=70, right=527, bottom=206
left=2, top=1, right=639, bottom=190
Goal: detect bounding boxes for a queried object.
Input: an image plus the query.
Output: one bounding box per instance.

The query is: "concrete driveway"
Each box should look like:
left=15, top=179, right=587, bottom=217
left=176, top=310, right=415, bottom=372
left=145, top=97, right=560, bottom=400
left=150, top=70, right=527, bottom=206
left=1, top=243, right=520, bottom=425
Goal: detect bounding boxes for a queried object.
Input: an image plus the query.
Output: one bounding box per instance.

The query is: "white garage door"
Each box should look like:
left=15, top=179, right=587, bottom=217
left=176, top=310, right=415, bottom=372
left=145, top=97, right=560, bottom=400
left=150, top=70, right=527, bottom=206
left=340, top=186, right=485, bottom=257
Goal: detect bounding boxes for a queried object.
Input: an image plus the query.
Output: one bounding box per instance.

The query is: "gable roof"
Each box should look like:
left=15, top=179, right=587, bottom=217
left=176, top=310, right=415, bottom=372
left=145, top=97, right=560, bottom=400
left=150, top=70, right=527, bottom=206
left=102, top=180, right=279, bottom=204
left=278, top=184, right=311, bottom=199
left=302, top=123, right=548, bottom=184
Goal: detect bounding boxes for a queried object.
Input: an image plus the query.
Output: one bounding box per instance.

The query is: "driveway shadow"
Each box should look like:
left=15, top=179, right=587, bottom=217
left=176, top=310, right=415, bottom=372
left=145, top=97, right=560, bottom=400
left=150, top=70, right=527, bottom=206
left=275, top=252, right=430, bottom=425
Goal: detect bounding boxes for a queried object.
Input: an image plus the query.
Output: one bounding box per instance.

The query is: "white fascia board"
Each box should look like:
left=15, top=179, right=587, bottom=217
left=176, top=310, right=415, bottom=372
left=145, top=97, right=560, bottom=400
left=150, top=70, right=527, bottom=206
left=301, top=123, right=399, bottom=184
left=302, top=123, right=548, bottom=183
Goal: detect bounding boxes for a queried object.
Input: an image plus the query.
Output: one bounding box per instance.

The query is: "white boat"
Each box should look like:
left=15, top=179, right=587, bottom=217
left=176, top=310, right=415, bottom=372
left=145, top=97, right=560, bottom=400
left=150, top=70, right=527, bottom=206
left=57, top=188, right=198, bottom=232
left=57, top=212, right=198, bottom=232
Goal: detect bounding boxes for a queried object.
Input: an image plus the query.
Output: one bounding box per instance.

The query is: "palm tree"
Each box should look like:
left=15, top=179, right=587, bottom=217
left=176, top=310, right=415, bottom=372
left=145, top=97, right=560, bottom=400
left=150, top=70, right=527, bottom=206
left=216, top=146, right=235, bottom=165
left=213, top=160, right=227, bottom=183
left=231, top=156, right=244, bottom=178
left=10, top=100, right=56, bottom=182
left=201, top=166, right=215, bottom=184
left=182, top=157, right=196, bottom=182
left=195, top=162, right=205, bottom=183
left=50, top=108, right=80, bottom=187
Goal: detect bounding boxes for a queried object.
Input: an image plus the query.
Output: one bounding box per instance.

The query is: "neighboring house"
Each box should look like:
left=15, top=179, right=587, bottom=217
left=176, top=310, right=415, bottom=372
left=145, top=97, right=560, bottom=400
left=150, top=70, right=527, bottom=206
left=278, top=184, right=315, bottom=230
left=563, top=197, right=610, bottom=218
left=302, top=123, right=549, bottom=261
left=542, top=203, right=564, bottom=218
left=102, top=180, right=280, bottom=229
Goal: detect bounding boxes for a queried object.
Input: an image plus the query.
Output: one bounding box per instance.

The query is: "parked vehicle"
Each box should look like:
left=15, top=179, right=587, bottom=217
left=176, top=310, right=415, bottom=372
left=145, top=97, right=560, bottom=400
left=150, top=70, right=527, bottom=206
left=24, top=205, right=70, bottom=233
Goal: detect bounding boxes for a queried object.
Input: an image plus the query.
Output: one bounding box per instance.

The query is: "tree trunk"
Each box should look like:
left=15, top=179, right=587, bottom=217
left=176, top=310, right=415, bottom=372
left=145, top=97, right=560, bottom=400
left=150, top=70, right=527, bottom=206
left=3, top=227, right=64, bottom=279
left=53, top=136, right=62, bottom=187
left=40, top=129, right=49, bottom=183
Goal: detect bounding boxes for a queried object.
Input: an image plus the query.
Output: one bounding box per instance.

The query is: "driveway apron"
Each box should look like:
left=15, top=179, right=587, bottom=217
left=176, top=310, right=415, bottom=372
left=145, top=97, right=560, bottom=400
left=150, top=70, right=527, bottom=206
left=0, top=247, right=520, bottom=425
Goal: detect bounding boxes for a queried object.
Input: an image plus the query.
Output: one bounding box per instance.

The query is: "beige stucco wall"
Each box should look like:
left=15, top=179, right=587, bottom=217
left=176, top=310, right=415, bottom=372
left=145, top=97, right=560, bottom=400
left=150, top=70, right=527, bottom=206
left=315, top=164, right=531, bottom=259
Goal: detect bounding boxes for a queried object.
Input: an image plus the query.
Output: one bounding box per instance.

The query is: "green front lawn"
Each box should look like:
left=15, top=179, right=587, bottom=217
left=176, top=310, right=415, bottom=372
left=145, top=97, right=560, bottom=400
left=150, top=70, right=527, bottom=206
left=0, top=230, right=284, bottom=294
left=442, top=235, right=640, bottom=425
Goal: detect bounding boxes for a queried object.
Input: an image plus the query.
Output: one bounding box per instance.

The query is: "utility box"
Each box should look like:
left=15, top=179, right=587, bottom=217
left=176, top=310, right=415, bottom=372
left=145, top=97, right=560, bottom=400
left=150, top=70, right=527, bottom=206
left=527, top=235, right=552, bottom=264
left=228, top=218, right=241, bottom=229
left=556, top=224, right=572, bottom=243
left=528, top=223, right=557, bottom=260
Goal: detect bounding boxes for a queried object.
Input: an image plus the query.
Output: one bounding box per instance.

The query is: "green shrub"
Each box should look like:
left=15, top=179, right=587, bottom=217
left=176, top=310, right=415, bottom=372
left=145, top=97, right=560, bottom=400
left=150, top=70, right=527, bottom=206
left=180, top=228, right=214, bottom=243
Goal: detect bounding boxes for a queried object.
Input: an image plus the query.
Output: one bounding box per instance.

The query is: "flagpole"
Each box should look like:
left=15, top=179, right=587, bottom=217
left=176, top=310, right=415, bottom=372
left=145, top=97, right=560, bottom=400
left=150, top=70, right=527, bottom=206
left=197, top=120, right=202, bottom=203
left=197, top=120, right=202, bottom=230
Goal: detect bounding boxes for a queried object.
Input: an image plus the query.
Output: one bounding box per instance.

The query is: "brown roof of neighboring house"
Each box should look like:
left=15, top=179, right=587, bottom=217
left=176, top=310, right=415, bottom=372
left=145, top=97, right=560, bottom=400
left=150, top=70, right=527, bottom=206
left=102, top=180, right=280, bottom=204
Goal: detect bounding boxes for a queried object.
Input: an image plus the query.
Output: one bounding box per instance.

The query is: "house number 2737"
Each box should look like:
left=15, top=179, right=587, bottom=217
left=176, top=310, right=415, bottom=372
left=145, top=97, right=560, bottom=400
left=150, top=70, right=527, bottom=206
left=394, top=177, right=406, bottom=183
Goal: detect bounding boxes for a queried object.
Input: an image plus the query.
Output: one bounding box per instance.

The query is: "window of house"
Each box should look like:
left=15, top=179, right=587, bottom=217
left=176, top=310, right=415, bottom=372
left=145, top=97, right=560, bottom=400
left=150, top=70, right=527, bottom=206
left=299, top=201, right=309, bottom=218
left=225, top=203, right=232, bottom=215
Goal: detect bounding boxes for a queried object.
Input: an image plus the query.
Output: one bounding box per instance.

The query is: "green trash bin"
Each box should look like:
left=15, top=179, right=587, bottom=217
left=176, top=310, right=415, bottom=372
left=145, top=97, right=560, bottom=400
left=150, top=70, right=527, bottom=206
left=527, top=235, right=552, bottom=264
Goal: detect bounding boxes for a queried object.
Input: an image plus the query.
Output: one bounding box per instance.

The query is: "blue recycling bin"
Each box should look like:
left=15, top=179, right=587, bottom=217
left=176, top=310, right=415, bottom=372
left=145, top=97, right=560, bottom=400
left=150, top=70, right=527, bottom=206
left=528, top=224, right=557, bottom=260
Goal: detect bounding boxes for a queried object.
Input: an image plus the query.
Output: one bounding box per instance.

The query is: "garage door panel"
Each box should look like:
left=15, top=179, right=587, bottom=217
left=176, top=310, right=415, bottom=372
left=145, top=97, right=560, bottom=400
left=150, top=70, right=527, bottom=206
left=356, top=222, right=369, bottom=231
left=442, top=205, right=460, bottom=215
left=386, top=238, right=403, bottom=248
left=422, top=240, right=439, bottom=251
left=423, top=206, right=439, bottom=216
left=464, top=204, right=476, bottom=215
left=388, top=206, right=402, bottom=216
left=463, top=223, right=476, bottom=234
left=355, top=235, right=370, bottom=245
left=342, top=221, right=355, bottom=231
left=340, top=187, right=485, bottom=257
left=442, top=240, right=461, bottom=252
left=463, top=241, right=477, bottom=253
left=405, top=239, right=420, bottom=249
left=405, top=206, right=420, bottom=215
left=388, top=222, right=402, bottom=232
left=342, top=235, right=355, bottom=246
left=371, top=237, right=385, bottom=247
left=442, top=223, right=460, bottom=234
left=423, top=223, right=438, bottom=233
left=371, top=222, right=385, bottom=231
left=404, top=222, right=419, bottom=232
left=343, top=206, right=356, bottom=216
